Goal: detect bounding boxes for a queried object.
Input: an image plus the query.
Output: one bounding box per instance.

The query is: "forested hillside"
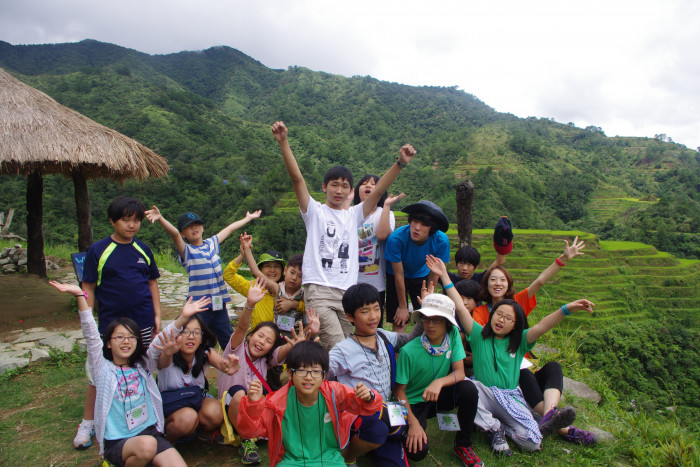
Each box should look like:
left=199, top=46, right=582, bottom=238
left=1, top=38, right=699, bottom=263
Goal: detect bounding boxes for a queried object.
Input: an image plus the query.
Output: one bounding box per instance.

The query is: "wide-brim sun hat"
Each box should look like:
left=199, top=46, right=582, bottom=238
left=257, top=251, right=287, bottom=270
left=411, top=293, right=459, bottom=328
left=402, top=200, right=449, bottom=233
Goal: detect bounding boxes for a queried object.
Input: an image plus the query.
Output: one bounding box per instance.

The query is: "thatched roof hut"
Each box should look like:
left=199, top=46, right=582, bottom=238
left=0, top=68, right=169, bottom=276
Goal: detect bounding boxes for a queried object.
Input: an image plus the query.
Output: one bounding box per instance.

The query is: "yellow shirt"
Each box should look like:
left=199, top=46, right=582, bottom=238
left=223, top=260, right=304, bottom=330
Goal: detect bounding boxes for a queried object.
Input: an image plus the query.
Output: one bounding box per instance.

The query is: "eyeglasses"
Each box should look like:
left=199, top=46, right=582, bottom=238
left=112, top=335, right=137, bottom=343
left=290, top=368, right=325, bottom=379
left=493, top=311, right=515, bottom=324
left=421, top=316, right=446, bottom=325
left=181, top=330, right=203, bottom=338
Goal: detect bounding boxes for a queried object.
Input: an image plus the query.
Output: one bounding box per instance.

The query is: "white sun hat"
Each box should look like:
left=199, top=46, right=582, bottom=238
left=411, top=293, right=459, bottom=328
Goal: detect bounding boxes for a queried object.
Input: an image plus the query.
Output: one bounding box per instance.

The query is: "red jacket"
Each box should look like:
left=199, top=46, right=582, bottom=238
left=237, top=380, right=383, bottom=467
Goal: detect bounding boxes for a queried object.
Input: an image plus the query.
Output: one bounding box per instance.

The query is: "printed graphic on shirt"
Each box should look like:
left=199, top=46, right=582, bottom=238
left=358, top=221, right=379, bottom=275
left=319, top=221, right=351, bottom=274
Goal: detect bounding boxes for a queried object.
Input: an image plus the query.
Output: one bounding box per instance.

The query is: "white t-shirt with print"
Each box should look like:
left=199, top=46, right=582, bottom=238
left=301, top=198, right=365, bottom=291
left=357, top=207, right=395, bottom=292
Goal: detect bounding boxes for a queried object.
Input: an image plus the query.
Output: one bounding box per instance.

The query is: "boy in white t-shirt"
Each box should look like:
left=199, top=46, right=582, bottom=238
left=271, top=121, right=416, bottom=350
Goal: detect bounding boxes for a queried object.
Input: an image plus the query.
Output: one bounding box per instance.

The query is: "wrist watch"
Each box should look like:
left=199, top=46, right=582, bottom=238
left=396, top=159, right=407, bottom=169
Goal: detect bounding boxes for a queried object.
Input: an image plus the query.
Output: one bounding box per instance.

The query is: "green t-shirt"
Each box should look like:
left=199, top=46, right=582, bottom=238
left=279, top=386, right=345, bottom=467
left=395, top=326, right=467, bottom=404
left=469, top=322, right=535, bottom=390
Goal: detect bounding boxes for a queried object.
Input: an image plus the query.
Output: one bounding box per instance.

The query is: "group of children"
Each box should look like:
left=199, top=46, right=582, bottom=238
left=55, top=120, right=598, bottom=467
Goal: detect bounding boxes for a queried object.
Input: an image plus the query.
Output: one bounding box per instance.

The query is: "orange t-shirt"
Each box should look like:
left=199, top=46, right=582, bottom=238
left=472, top=288, right=537, bottom=325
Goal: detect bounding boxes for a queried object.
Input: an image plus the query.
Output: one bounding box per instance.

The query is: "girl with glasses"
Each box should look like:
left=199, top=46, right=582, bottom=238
left=49, top=281, right=186, bottom=467
left=147, top=296, right=240, bottom=443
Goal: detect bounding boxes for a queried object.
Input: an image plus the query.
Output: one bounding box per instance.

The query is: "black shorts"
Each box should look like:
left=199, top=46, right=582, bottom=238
left=103, top=425, right=173, bottom=467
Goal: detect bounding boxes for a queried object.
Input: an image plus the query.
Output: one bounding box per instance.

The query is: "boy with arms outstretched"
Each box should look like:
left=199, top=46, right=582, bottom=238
left=272, top=120, right=416, bottom=350
left=145, top=206, right=261, bottom=349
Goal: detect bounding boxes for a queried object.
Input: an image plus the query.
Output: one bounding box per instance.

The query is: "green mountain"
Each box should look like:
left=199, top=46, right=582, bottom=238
left=1, top=38, right=698, bottom=262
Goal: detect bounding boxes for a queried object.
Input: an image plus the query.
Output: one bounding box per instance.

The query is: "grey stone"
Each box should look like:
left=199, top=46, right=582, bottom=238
left=0, top=247, right=10, bottom=258
left=564, top=376, right=601, bottom=403
left=77, top=339, right=87, bottom=351
left=0, top=356, right=30, bottom=374
left=18, top=265, right=27, bottom=273
left=533, top=343, right=559, bottom=355
left=13, top=331, right=56, bottom=343
left=0, top=349, right=30, bottom=359
left=2, top=264, right=18, bottom=273
left=39, top=335, right=75, bottom=353
left=25, top=327, right=48, bottom=332
left=14, top=342, right=37, bottom=350
left=30, top=347, right=51, bottom=363
left=18, top=258, right=27, bottom=266
left=0, top=257, right=10, bottom=266
left=62, top=330, right=84, bottom=340
left=0, top=342, right=11, bottom=350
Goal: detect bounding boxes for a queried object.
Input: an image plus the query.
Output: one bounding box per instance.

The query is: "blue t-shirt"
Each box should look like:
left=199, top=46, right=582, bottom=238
left=104, top=366, right=158, bottom=440
left=83, top=236, right=160, bottom=334
left=385, top=225, right=450, bottom=278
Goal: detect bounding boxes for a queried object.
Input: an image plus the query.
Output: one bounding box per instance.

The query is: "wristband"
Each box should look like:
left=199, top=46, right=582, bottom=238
left=75, top=291, right=88, bottom=300
left=555, top=258, right=565, bottom=267
left=396, top=159, right=407, bottom=169
left=368, top=390, right=375, bottom=402
left=244, top=305, right=255, bottom=311
left=560, top=305, right=571, bottom=316
left=443, top=282, right=454, bottom=290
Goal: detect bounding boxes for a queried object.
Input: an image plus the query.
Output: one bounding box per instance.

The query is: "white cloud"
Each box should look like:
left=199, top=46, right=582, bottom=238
left=1, top=0, right=698, bottom=148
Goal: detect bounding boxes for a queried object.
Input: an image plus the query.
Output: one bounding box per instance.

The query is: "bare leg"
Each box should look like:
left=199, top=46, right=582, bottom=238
left=164, top=408, right=199, bottom=442
left=226, top=390, right=245, bottom=431
left=122, top=435, right=157, bottom=467
left=152, top=447, right=187, bottom=467
left=199, top=397, right=224, bottom=432
left=84, top=384, right=96, bottom=420
left=343, top=435, right=381, bottom=463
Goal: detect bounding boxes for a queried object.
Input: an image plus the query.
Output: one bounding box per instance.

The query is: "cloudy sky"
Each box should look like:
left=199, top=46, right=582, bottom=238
left=2, top=0, right=698, bottom=149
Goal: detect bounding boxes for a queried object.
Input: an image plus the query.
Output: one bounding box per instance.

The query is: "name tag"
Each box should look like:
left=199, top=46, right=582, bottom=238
left=276, top=314, right=295, bottom=332
left=126, top=402, right=149, bottom=430
left=212, top=295, right=223, bottom=311
left=437, top=412, right=460, bottom=431
left=386, top=402, right=407, bottom=426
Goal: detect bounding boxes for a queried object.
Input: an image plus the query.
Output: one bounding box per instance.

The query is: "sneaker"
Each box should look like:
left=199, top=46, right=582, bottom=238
left=73, top=421, right=95, bottom=449
left=489, top=425, right=512, bottom=456
left=239, top=439, right=261, bottom=465
left=538, top=405, right=576, bottom=436
left=454, top=445, right=484, bottom=467
left=563, top=426, right=598, bottom=446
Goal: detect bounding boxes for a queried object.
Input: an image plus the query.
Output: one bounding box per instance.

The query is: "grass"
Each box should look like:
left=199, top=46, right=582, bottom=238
left=3, top=335, right=699, bottom=466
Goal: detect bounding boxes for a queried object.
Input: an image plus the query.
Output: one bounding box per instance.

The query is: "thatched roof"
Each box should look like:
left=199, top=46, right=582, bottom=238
left=0, top=68, right=169, bottom=180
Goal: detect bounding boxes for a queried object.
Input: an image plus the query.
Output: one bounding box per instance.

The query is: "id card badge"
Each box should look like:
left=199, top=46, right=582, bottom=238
left=386, top=402, right=407, bottom=426
left=212, top=295, right=223, bottom=311
left=276, top=314, right=294, bottom=332
left=126, top=402, right=149, bottom=430
left=437, top=412, right=461, bottom=431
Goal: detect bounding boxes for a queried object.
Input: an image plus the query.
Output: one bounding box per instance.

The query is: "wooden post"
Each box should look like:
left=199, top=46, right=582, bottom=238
left=72, top=168, right=93, bottom=252
left=26, top=169, right=47, bottom=277
left=456, top=179, right=474, bottom=248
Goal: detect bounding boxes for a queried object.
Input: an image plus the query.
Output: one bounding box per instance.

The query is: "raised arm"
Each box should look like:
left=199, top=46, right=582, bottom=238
left=240, top=234, right=280, bottom=296
left=145, top=205, right=186, bottom=259
left=376, top=193, right=404, bottom=241
left=272, top=121, right=311, bottom=213
left=363, top=145, right=416, bottom=218
left=216, top=210, right=262, bottom=244
left=228, top=278, right=267, bottom=351
left=527, top=236, right=585, bottom=298
left=425, top=255, right=474, bottom=336
left=527, top=299, right=594, bottom=344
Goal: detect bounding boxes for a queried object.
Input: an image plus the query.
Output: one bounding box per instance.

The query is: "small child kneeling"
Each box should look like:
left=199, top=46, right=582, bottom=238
left=237, top=340, right=383, bottom=466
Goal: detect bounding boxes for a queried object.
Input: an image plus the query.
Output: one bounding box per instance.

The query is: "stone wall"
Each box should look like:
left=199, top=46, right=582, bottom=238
left=0, top=244, right=60, bottom=274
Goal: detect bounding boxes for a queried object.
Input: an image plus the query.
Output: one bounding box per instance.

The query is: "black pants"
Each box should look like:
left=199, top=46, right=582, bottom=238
left=519, top=362, right=564, bottom=409
left=404, top=380, right=478, bottom=461
left=385, top=273, right=427, bottom=324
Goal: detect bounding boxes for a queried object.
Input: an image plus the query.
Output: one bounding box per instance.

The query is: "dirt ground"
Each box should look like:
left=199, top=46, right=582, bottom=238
left=0, top=266, right=182, bottom=340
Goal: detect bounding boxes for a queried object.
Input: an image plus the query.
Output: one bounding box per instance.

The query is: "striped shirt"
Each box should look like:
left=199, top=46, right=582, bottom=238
left=179, top=236, right=231, bottom=303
